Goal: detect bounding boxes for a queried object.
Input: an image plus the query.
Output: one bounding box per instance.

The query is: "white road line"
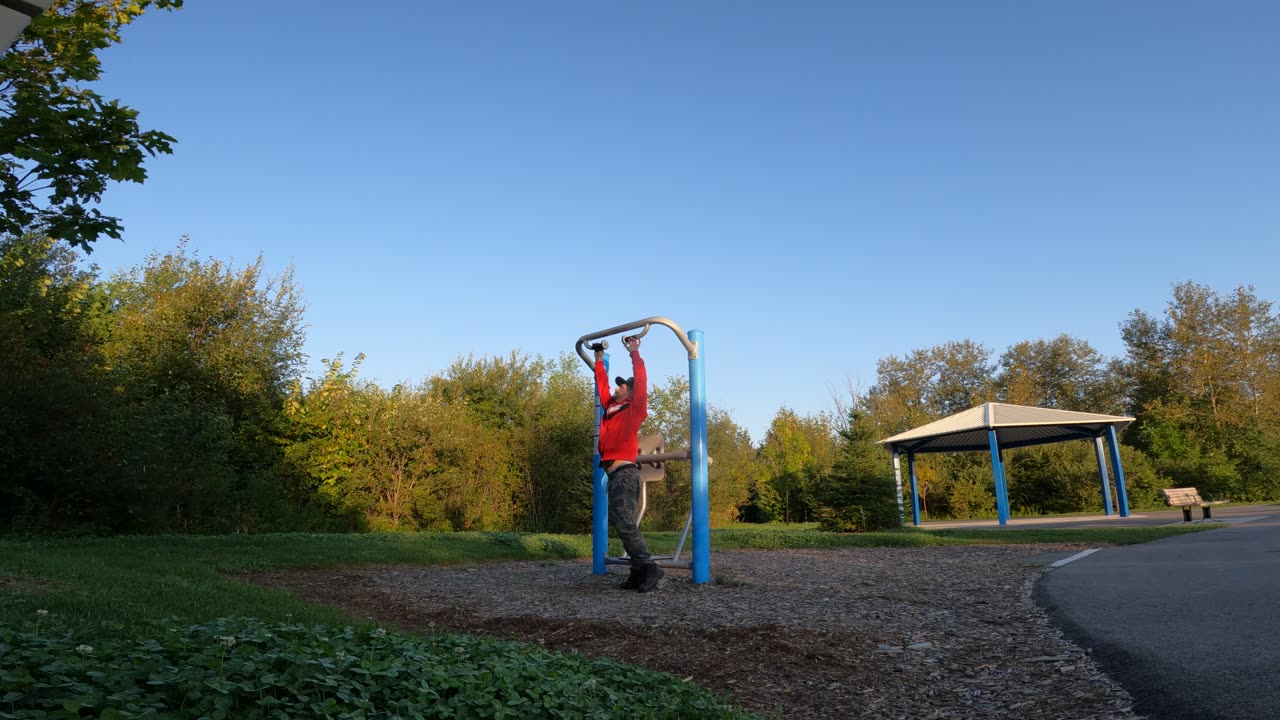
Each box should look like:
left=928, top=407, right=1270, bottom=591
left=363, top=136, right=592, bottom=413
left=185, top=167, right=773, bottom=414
left=1049, top=549, right=1101, bottom=568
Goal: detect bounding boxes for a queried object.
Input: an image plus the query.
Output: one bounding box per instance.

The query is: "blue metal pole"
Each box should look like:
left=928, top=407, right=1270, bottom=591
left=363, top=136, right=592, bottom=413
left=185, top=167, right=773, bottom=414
left=998, top=449, right=1011, bottom=517
left=1094, top=436, right=1114, bottom=516
left=988, top=430, right=1009, bottom=526
left=592, top=352, right=610, bottom=574
left=908, top=452, right=921, bottom=526
left=688, top=330, right=711, bottom=585
left=1106, top=425, right=1130, bottom=517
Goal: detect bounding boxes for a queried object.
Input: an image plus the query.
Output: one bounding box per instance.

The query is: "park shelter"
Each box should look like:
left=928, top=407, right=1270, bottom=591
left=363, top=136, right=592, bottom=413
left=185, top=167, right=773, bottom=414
left=1, top=1, right=55, bottom=47
left=878, top=402, right=1135, bottom=526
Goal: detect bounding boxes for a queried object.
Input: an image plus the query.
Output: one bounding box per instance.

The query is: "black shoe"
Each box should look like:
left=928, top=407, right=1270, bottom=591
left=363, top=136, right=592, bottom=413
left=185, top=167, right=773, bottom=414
left=618, top=565, right=643, bottom=590
left=636, top=562, right=664, bottom=593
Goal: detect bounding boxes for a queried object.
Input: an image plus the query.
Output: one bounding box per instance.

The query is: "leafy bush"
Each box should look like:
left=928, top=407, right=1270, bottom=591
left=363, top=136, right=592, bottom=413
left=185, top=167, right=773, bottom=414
left=937, top=465, right=998, bottom=520
left=0, top=616, right=754, bottom=720
left=815, top=495, right=898, bottom=534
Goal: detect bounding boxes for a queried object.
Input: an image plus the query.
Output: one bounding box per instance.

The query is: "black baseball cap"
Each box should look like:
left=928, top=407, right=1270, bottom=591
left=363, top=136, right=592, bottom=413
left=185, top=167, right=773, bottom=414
left=614, top=376, right=634, bottom=388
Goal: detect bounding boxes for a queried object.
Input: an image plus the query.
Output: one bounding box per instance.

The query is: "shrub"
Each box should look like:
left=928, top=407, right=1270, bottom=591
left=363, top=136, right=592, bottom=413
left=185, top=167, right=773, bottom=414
left=0, top=616, right=754, bottom=719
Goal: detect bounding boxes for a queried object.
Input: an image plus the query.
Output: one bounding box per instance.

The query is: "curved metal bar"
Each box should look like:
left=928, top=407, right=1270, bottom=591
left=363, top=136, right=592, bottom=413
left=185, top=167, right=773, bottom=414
left=575, top=316, right=698, bottom=367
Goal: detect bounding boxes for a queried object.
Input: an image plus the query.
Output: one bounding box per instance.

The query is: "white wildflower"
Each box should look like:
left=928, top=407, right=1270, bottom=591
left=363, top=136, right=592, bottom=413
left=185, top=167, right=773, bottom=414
left=216, top=635, right=237, bottom=648
left=75, top=644, right=94, bottom=656
left=36, top=609, right=49, bottom=617
left=372, top=628, right=387, bottom=638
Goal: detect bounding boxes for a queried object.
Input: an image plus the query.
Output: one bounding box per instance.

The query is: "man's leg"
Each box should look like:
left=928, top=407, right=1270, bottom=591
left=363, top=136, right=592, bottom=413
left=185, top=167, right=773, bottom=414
left=607, top=465, right=652, bottom=565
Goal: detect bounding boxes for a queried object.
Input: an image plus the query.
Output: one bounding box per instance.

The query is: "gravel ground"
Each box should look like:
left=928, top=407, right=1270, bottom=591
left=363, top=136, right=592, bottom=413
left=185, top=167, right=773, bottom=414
left=247, top=545, right=1142, bottom=720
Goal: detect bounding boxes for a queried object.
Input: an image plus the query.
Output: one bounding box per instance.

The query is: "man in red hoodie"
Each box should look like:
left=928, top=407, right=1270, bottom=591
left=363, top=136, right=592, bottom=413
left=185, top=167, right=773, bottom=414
left=594, top=336, right=662, bottom=593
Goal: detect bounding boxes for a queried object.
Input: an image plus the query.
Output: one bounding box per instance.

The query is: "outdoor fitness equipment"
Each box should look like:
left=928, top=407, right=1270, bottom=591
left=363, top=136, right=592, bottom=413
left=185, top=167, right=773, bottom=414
left=575, top=317, right=711, bottom=584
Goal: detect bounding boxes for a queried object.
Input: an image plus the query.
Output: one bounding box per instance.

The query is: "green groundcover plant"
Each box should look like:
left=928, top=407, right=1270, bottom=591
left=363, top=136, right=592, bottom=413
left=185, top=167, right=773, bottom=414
left=0, top=615, right=755, bottom=720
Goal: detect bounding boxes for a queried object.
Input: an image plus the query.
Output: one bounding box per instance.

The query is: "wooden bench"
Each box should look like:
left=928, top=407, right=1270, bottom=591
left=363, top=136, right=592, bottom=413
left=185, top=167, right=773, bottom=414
left=1161, top=487, right=1228, bottom=522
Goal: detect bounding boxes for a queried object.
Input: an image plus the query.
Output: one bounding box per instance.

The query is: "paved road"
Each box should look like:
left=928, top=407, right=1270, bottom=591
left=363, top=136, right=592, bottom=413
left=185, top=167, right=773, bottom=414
left=1036, top=507, right=1280, bottom=720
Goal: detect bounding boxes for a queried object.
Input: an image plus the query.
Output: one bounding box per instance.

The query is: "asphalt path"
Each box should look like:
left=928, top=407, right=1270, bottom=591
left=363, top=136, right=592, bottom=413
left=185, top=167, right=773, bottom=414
left=1036, top=507, right=1280, bottom=719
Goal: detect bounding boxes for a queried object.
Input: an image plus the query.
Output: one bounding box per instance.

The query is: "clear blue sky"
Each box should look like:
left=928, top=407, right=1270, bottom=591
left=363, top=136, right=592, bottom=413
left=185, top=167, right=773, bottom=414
left=86, top=1, right=1279, bottom=441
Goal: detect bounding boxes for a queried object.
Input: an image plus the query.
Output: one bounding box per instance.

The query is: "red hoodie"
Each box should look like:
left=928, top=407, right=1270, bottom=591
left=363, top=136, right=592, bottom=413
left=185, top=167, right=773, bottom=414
left=595, top=349, right=647, bottom=465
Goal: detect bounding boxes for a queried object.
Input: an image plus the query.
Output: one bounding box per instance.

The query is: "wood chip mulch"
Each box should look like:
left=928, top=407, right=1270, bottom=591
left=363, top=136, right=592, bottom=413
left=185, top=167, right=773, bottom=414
left=244, top=545, right=1141, bottom=720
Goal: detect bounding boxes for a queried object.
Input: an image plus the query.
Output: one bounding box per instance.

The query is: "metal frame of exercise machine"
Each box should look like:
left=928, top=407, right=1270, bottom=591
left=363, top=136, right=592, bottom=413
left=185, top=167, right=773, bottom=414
left=575, top=317, right=710, bottom=584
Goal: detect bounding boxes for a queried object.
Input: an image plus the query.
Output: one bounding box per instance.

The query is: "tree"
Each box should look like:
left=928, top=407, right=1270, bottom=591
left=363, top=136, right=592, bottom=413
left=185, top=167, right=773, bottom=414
left=811, top=408, right=898, bottom=532
left=280, top=354, right=373, bottom=531
left=1165, top=282, right=1235, bottom=430
left=863, top=349, right=935, bottom=436
left=102, top=239, right=306, bottom=432
left=429, top=352, right=547, bottom=431
left=865, top=339, right=996, bottom=432
left=358, top=387, right=448, bottom=531
left=2, top=1, right=183, bottom=250
left=1218, top=286, right=1280, bottom=427
left=705, top=409, right=762, bottom=526
left=101, top=240, right=306, bottom=528
left=0, top=234, right=244, bottom=533
left=758, top=408, right=835, bottom=523
left=284, top=361, right=526, bottom=532
left=428, top=351, right=597, bottom=532
left=1119, top=282, right=1280, bottom=502
left=0, top=233, right=108, bottom=529
left=931, top=340, right=996, bottom=416
left=523, top=354, right=596, bottom=532
left=996, top=335, right=1121, bottom=412
left=760, top=408, right=811, bottom=523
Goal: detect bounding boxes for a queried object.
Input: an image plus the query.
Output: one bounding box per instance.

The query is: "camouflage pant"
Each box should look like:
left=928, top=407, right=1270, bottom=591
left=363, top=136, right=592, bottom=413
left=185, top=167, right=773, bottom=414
left=607, top=464, right=651, bottom=566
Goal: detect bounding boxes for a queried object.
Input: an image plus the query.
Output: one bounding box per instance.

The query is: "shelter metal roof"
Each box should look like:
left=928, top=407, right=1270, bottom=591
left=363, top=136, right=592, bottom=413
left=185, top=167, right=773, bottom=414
left=878, top=402, right=1134, bottom=454
left=2, top=1, right=55, bottom=49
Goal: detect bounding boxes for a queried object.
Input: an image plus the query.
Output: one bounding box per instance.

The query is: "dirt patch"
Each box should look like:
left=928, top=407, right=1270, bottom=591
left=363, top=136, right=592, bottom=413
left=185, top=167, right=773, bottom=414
left=244, top=546, right=1139, bottom=720
left=0, top=574, right=58, bottom=593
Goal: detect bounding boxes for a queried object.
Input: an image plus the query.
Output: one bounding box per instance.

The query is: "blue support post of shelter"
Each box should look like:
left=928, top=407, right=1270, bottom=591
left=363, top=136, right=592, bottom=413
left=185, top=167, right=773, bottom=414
left=688, top=330, right=711, bottom=585
left=998, top=448, right=1009, bottom=514
left=1106, top=425, right=1131, bottom=517
left=988, top=430, right=1010, bottom=526
left=907, top=452, right=921, bottom=526
left=1094, top=436, right=1114, bottom=516
left=591, top=352, right=610, bottom=574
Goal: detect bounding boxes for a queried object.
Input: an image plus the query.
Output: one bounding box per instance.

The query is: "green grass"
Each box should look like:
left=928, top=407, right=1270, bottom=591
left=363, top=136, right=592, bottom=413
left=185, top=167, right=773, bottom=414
left=0, top=532, right=591, bottom=632
left=0, top=525, right=1216, bottom=633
